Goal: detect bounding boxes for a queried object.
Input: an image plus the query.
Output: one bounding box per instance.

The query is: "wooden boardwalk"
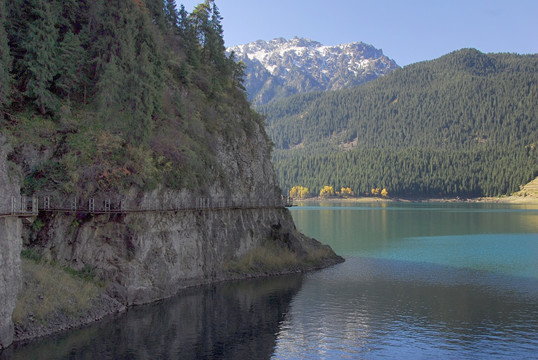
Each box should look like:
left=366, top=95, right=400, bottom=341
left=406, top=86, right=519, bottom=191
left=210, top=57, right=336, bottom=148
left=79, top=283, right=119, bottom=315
left=0, top=195, right=294, bottom=218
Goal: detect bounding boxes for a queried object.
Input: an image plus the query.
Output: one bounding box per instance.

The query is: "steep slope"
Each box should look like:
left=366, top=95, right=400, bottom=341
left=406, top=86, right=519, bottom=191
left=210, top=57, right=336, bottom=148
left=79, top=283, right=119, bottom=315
left=228, top=37, right=399, bottom=105
left=0, top=0, right=343, bottom=346
left=260, top=49, right=538, bottom=197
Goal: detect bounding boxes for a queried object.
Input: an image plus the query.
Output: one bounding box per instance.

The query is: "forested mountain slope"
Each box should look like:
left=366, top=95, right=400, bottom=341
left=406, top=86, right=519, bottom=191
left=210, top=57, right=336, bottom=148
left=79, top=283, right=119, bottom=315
left=259, top=49, right=538, bottom=198
left=0, top=0, right=258, bottom=195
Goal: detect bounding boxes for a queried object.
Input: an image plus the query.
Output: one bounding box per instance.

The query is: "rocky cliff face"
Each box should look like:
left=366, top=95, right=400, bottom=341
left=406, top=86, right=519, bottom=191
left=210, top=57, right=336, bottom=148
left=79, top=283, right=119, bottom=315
left=0, top=136, right=21, bottom=350
left=33, top=207, right=306, bottom=305
left=228, top=37, right=399, bottom=105
left=24, top=121, right=341, bottom=307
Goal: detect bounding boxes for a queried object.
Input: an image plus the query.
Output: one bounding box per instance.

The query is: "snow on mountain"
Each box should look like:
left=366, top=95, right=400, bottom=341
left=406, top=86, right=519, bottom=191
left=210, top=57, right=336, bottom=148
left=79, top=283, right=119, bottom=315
left=228, top=37, right=399, bottom=105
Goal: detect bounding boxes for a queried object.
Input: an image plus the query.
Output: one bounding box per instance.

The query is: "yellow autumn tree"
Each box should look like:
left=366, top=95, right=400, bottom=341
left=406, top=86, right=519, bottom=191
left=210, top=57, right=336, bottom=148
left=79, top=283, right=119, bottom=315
left=371, top=187, right=381, bottom=196
left=319, top=185, right=335, bottom=197
left=381, top=188, right=389, bottom=197
left=289, top=186, right=310, bottom=199
left=341, top=187, right=354, bottom=197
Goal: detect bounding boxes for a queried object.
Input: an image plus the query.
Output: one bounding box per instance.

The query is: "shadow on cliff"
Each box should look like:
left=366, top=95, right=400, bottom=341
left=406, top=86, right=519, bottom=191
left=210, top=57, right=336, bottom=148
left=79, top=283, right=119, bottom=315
left=6, top=274, right=305, bottom=360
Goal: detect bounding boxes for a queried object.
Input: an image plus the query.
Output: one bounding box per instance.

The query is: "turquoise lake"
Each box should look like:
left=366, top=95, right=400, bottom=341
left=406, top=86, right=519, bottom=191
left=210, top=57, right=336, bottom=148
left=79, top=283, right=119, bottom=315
left=4, top=202, right=538, bottom=359
left=276, top=202, right=538, bottom=359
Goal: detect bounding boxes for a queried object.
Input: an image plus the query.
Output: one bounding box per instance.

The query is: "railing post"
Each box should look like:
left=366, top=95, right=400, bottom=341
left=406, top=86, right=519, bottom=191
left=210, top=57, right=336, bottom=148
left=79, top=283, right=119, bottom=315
left=71, top=197, right=77, bottom=212
left=11, top=196, right=15, bottom=215
left=32, top=196, right=38, bottom=215
left=104, top=199, right=111, bottom=212
left=43, top=196, right=50, bottom=210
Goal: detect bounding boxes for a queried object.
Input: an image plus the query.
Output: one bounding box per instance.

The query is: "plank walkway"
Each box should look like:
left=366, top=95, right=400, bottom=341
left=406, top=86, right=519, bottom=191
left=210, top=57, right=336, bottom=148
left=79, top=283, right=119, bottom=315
left=0, top=195, right=294, bottom=218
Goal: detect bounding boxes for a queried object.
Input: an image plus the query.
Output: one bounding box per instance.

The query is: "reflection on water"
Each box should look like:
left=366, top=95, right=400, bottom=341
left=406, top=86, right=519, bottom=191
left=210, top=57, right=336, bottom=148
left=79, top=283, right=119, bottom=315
left=5, top=275, right=304, bottom=360
left=291, top=202, right=538, bottom=259
left=273, top=257, right=538, bottom=359
left=4, top=202, right=538, bottom=359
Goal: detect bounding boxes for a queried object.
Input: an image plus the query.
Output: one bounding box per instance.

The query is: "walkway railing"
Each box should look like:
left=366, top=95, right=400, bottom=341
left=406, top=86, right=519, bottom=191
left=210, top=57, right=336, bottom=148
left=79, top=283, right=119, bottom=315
left=0, top=196, right=39, bottom=218
left=0, top=195, right=294, bottom=218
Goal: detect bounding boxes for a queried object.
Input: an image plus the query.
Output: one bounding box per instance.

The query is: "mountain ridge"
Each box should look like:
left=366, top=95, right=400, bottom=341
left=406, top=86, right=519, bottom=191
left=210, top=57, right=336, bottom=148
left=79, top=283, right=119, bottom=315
left=228, top=37, right=399, bottom=105
left=260, top=49, right=538, bottom=198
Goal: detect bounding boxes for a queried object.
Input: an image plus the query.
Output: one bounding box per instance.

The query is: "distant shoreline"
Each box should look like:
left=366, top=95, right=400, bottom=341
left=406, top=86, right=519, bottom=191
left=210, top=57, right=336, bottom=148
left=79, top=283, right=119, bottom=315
left=293, top=195, right=538, bottom=205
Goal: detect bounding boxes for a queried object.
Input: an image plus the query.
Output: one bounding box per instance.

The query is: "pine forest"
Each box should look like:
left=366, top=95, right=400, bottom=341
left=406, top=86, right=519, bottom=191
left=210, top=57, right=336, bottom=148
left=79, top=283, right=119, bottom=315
left=260, top=49, right=538, bottom=198
left=0, top=0, right=260, bottom=195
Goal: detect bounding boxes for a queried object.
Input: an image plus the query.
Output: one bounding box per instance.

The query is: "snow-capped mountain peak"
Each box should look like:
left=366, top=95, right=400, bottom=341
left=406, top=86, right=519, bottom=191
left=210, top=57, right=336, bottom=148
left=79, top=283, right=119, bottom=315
left=228, top=37, right=399, bottom=105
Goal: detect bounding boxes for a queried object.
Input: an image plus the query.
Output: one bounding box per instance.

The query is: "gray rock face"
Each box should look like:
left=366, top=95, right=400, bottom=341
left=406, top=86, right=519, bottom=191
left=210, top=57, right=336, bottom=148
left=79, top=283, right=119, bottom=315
left=228, top=37, right=400, bottom=105
left=36, top=207, right=298, bottom=305
left=0, top=217, right=21, bottom=350
left=26, top=125, right=337, bottom=306
left=11, top=105, right=342, bottom=344
left=0, top=136, right=22, bottom=350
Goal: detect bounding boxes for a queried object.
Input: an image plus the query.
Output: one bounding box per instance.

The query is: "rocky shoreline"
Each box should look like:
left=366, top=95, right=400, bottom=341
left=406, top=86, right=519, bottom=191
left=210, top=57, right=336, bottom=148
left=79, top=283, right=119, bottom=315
left=11, top=245, right=343, bottom=347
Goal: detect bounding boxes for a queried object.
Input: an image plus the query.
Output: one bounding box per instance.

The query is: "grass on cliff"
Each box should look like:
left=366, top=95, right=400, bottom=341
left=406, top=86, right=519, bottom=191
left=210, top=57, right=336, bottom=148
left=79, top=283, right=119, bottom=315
left=13, top=256, right=101, bottom=327
left=224, top=235, right=336, bottom=275
left=225, top=240, right=300, bottom=275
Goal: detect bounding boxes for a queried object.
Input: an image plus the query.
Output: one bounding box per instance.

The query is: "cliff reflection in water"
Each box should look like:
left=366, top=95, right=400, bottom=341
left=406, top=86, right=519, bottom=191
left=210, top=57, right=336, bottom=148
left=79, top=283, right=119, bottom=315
left=9, top=274, right=304, bottom=360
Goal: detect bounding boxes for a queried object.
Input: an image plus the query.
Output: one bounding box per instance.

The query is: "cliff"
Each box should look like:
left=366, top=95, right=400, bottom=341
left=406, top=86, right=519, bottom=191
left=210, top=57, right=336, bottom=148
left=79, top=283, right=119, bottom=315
left=11, top=120, right=342, bottom=342
left=0, top=136, right=21, bottom=350
left=25, top=120, right=341, bottom=301
left=0, top=1, right=343, bottom=346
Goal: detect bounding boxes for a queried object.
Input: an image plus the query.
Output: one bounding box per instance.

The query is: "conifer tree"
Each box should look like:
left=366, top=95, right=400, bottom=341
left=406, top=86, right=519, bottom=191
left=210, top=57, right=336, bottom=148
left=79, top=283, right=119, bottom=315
left=89, top=0, right=163, bottom=144
left=0, top=0, right=11, bottom=107
left=206, top=1, right=226, bottom=69
left=178, top=4, right=188, bottom=37
left=164, top=0, right=179, bottom=31
left=145, top=0, right=166, bottom=31
left=190, top=1, right=211, bottom=46
left=57, top=0, right=87, bottom=34
left=21, top=0, right=59, bottom=114
left=95, top=54, right=122, bottom=116
left=57, top=31, right=86, bottom=101
left=183, top=8, right=202, bottom=69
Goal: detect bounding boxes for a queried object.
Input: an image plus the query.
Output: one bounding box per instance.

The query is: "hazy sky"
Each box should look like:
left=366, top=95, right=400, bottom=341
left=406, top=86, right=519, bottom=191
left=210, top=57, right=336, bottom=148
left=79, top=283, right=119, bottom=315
left=176, top=0, right=538, bottom=66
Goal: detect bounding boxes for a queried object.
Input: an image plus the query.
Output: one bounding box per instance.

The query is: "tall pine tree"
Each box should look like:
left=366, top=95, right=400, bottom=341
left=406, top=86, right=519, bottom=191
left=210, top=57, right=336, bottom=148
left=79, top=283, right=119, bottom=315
left=0, top=0, right=11, bottom=107
left=164, top=0, right=179, bottom=31
left=89, top=0, right=163, bottom=144
left=21, top=0, right=59, bottom=114
left=57, top=30, right=86, bottom=101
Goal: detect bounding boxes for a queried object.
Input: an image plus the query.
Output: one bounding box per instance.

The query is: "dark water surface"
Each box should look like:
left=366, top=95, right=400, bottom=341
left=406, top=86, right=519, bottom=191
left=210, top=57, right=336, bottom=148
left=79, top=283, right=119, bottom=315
left=3, top=202, right=538, bottom=359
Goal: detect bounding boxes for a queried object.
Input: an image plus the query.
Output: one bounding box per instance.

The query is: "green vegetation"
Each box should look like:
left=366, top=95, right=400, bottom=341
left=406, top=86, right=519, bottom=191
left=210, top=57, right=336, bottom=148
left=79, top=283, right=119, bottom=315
left=224, top=237, right=337, bottom=274
left=0, top=0, right=261, bottom=195
left=224, top=239, right=302, bottom=274
left=260, top=49, right=538, bottom=197
left=21, top=247, right=100, bottom=283
left=225, top=227, right=338, bottom=274
left=13, top=257, right=101, bottom=327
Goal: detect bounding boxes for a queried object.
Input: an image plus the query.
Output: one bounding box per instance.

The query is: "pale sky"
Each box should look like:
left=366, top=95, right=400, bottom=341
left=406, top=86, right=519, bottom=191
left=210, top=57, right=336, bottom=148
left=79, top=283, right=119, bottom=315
left=176, top=0, right=538, bottom=66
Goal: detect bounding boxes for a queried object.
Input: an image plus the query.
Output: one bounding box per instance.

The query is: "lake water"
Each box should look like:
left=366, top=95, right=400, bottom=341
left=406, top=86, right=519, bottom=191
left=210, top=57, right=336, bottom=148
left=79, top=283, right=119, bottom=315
left=3, top=202, right=538, bottom=359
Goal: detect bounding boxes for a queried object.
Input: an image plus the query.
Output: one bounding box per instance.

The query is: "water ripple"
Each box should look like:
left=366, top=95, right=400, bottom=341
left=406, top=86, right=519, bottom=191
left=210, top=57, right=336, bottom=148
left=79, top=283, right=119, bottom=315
left=272, top=257, right=538, bottom=359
